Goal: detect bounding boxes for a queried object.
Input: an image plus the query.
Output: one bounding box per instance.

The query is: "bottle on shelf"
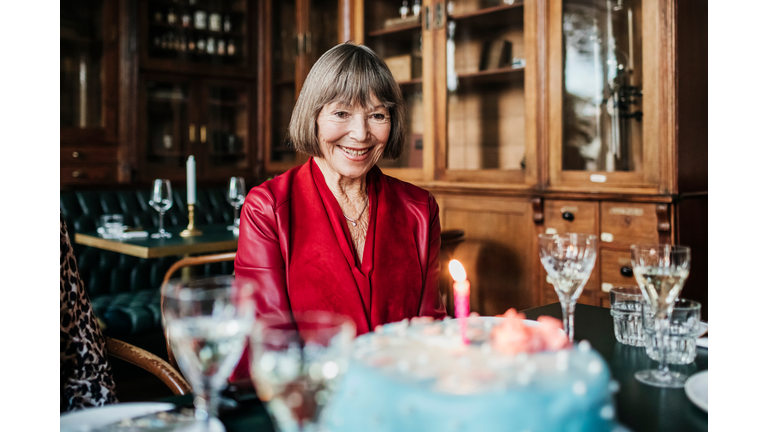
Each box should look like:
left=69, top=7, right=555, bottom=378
left=188, top=37, right=197, bottom=51
left=194, top=10, right=207, bottom=30
left=227, top=39, right=236, bottom=56
left=209, top=12, right=221, bottom=32
left=400, top=1, right=409, bottom=19
left=413, top=0, right=421, bottom=18
left=182, top=11, right=191, bottom=28
left=167, top=8, right=177, bottom=25
left=217, top=39, right=226, bottom=55
left=197, top=36, right=206, bottom=52
left=223, top=15, right=231, bottom=33
left=206, top=37, right=216, bottom=54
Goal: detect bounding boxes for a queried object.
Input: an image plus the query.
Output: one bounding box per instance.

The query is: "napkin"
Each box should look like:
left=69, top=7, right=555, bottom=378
left=696, top=337, right=708, bottom=349
left=121, top=231, right=149, bottom=239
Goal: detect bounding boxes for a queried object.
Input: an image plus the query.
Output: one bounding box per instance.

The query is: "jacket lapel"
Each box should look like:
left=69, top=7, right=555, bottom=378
left=369, top=168, right=423, bottom=327
left=288, top=162, right=371, bottom=334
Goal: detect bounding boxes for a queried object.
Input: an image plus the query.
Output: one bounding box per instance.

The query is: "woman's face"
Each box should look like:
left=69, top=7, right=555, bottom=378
left=316, top=93, right=391, bottom=181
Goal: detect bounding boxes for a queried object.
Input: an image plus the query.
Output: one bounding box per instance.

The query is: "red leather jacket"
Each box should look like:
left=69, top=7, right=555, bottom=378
left=235, top=159, right=446, bottom=333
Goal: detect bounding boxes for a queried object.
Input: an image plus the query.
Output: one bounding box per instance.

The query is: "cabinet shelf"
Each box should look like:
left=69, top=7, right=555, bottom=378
left=450, top=3, right=523, bottom=28
left=367, top=22, right=421, bottom=38
left=398, top=77, right=423, bottom=90
left=149, top=22, right=245, bottom=38
left=456, top=66, right=524, bottom=86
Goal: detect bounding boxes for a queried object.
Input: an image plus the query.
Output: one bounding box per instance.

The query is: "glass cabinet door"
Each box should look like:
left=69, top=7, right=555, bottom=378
left=561, top=0, right=643, bottom=173
left=143, top=79, right=192, bottom=173
left=441, top=1, right=527, bottom=178
left=267, top=0, right=298, bottom=167
left=201, top=83, right=250, bottom=172
left=61, top=3, right=104, bottom=129
left=145, top=0, right=250, bottom=70
left=307, top=0, right=339, bottom=66
left=364, top=0, right=426, bottom=173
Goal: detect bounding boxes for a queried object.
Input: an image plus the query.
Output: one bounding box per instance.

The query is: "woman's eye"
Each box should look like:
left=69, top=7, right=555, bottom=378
left=371, top=113, right=387, bottom=121
left=333, top=111, right=349, bottom=119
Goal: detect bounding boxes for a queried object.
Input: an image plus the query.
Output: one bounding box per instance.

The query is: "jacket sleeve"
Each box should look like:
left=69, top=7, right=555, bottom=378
left=234, top=187, right=292, bottom=322
left=418, top=194, right=447, bottom=319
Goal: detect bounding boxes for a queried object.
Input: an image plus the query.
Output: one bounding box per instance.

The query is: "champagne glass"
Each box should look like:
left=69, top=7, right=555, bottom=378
left=631, top=244, right=691, bottom=388
left=227, top=176, right=246, bottom=231
left=149, top=179, right=173, bottom=239
left=162, top=276, right=256, bottom=431
left=538, top=233, right=598, bottom=342
left=250, top=312, right=355, bottom=432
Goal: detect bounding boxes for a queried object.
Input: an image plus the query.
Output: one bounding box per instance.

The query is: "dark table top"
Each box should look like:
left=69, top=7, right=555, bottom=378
left=167, top=303, right=708, bottom=432
left=74, top=224, right=239, bottom=258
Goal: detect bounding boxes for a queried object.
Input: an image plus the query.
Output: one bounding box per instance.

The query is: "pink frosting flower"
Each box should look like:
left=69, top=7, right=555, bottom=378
left=491, top=309, right=572, bottom=354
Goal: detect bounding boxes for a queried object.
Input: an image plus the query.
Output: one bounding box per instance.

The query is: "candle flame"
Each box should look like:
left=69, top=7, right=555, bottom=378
left=449, top=260, right=467, bottom=282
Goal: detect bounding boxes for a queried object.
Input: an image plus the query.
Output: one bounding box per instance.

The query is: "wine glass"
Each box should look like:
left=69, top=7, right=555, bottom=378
left=227, top=176, right=246, bottom=231
left=149, top=179, right=173, bottom=239
left=162, top=276, right=256, bottom=431
left=250, top=312, right=355, bottom=432
left=631, top=244, right=691, bottom=388
left=538, top=233, right=598, bottom=342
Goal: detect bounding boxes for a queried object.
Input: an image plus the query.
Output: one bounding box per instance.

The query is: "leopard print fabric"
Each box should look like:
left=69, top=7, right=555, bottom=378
left=60, top=214, right=118, bottom=412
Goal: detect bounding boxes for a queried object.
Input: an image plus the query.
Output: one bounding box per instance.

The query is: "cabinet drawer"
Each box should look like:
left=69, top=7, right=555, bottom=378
left=61, top=147, right=117, bottom=164
left=60, top=166, right=117, bottom=185
left=599, top=249, right=637, bottom=294
left=599, top=202, right=659, bottom=246
left=543, top=200, right=598, bottom=235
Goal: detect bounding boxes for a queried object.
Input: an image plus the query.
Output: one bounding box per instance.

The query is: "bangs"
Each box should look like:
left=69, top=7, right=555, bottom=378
left=318, top=49, right=400, bottom=111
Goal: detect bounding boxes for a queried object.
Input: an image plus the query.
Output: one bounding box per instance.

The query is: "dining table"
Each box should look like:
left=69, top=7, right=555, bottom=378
left=74, top=223, right=239, bottom=259
left=163, top=303, right=708, bottom=432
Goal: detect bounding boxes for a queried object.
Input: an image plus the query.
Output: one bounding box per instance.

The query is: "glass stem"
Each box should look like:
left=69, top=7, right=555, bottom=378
left=158, top=210, right=166, bottom=234
left=656, top=314, right=671, bottom=378
left=561, top=299, right=576, bottom=342
left=233, top=206, right=238, bottom=226
left=193, top=383, right=219, bottom=423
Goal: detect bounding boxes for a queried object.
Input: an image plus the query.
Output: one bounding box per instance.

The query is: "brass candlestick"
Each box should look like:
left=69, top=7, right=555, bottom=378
left=179, top=204, right=203, bottom=237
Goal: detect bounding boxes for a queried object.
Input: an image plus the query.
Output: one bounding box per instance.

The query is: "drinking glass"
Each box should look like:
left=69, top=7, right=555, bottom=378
left=149, top=179, right=173, bottom=239
left=609, top=286, right=645, bottom=346
left=642, top=299, right=701, bottom=365
left=538, top=233, right=597, bottom=342
left=227, top=176, right=246, bottom=231
left=631, top=244, right=691, bottom=388
left=250, top=312, right=356, bottom=432
left=162, top=276, right=256, bottom=431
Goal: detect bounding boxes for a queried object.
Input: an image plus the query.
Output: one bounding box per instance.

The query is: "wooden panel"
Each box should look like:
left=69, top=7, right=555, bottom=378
left=542, top=199, right=598, bottom=235
left=61, top=147, right=118, bottom=164
left=600, top=201, right=659, bottom=246
left=439, top=195, right=537, bottom=314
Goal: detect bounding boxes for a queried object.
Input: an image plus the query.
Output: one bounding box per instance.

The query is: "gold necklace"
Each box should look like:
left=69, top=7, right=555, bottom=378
left=342, top=197, right=369, bottom=227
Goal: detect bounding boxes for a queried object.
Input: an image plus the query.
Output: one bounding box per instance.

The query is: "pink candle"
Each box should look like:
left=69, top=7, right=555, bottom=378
left=449, top=260, right=470, bottom=344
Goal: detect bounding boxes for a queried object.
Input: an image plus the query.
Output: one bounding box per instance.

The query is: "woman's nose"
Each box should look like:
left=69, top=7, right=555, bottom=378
left=347, top=114, right=369, bottom=141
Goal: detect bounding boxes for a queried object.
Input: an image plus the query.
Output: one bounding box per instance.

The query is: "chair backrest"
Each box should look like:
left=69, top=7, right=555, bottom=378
left=105, top=336, right=192, bottom=396
left=160, top=252, right=238, bottom=371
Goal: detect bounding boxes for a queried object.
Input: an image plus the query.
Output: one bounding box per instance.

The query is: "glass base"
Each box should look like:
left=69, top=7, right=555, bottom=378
left=151, top=231, right=173, bottom=239
left=634, top=369, right=687, bottom=388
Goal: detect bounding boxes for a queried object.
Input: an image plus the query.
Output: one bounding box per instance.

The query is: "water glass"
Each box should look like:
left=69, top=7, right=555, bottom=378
left=100, top=214, right=124, bottom=238
left=642, top=299, right=701, bottom=365
left=609, top=286, right=645, bottom=347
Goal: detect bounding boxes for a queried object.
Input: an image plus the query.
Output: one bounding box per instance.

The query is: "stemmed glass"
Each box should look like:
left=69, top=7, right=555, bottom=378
left=227, top=176, right=246, bottom=231
left=149, top=179, right=173, bottom=239
left=250, top=312, right=355, bottom=432
left=538, top=233, right=598, bottom=342
left=162, top=276, right=256, bottom=431
left=631, top=244, right=691, bottom=388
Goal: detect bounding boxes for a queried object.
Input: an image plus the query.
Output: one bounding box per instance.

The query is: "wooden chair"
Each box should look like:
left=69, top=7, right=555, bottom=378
left=105, top=336, right=192, bottom=395
left=161, top=252, right=238, bottom=371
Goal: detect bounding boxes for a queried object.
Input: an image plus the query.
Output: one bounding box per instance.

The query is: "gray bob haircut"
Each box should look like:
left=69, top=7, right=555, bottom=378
left=288, top=42, right=406, bottom=159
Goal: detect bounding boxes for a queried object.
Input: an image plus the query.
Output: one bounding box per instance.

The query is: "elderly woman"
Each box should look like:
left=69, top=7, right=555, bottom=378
left=235, top=43, right=446, bottom=338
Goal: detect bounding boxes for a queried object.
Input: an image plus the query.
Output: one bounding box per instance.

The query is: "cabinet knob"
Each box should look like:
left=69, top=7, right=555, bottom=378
left=72, top=170, right=82, bottom=178
left=620, top=266, right=633, bottom=277
left=72, top=151, right=80, bottom=158
left=562, top=212, right=574, bottom=221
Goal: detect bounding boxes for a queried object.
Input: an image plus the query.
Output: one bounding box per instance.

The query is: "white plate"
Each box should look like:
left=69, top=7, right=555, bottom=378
left=685, top=370, right=708, bottom=412
left=60, top=402, right=175, bottom=431
left=697, top=322, right=708, bottom=338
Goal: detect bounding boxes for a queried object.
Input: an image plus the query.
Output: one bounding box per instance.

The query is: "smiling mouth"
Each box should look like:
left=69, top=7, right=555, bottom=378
left=339, top=146, right=371, bottom=157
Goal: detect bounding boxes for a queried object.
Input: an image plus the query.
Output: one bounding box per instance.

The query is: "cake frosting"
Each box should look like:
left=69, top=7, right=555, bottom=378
left=323, top=312, right=619, bottom=432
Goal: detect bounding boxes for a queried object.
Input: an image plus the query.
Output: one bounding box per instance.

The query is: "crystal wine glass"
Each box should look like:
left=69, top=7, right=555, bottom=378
left=538, top=233, right=598, bottom=342
left=250, top=312, right=355, bottom=432
left=149, top=179, right=173, bottom=239
left=631, top=244, right=691, bottom=388
left=227, top=176, right=246, bottom=231
left=162, top=276, right=256, bottom=431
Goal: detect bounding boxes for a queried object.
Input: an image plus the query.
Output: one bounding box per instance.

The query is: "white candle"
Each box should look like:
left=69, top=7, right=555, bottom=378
left=186, top=155, right=196, bottom=204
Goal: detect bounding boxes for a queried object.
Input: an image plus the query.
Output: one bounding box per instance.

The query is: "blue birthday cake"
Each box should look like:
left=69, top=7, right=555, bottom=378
left=323, top=313, right=620, bottom=432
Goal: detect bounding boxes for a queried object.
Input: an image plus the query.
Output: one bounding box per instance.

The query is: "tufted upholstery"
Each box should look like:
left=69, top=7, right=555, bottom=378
left=60, top=187, right=239, bottom=341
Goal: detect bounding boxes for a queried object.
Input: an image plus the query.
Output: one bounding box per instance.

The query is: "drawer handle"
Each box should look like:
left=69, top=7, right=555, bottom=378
left=72, top=151, right=80, bottom=158
left=620, top=266, right=633, bottom=277
left=72, top=170, right=83, bottom=178
left=562, top=212, right=574, bottom=222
